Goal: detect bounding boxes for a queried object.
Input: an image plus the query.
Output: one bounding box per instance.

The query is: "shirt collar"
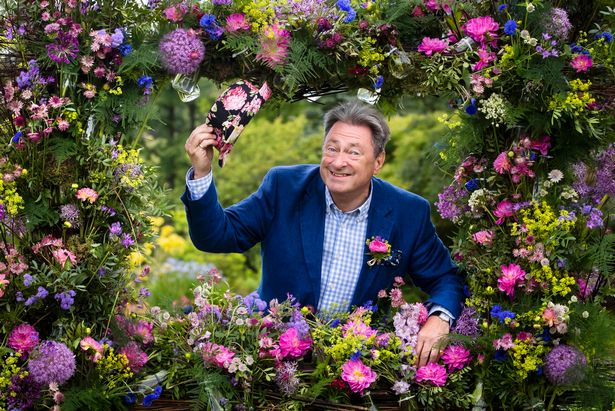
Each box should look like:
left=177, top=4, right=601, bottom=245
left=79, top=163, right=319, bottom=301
left=324, top=183, right=372, bottom=222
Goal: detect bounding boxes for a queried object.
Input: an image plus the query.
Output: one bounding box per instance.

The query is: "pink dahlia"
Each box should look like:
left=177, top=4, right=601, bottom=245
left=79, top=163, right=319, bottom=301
left=8, top=323, right=39, bottom=353
left=415, top=362, right=447, bottom=386
left=340, top=359, right=377, bottom=393
left=279, top=327, right=312, bottom=359
left=417, top=37, right=449, bottom=56
left=441, top=345, right=472, bottom=372
left=256, top=24, right=290, bottom=68
left=159, top=28, right=205, bottom=75
left=493, top=152, right=512, bottom=174
left=570, top=54, right=592, bottom=73
left=463, top=16, right=499, bottom=45
left=226, top=13, right=250, bottom=33
left=119, top=342, right=148, bottom=373
left=498, top=263, right=526, bottom=298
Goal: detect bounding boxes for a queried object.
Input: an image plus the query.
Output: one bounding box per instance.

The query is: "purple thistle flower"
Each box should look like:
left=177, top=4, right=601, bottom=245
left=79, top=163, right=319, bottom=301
left=544, top=345, right=586, bottom=385
left=27, top=340, right=76, bottom=385
left=159, top=28, right=205, bottom=75
left=46, top=32, right=80, bottom=64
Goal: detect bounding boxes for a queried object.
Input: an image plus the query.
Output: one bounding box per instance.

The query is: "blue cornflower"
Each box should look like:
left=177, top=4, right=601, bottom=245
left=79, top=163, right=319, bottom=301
left=465, top=98, right=477, bottom=115
left=504, top=20, right=517, bottom=36
left=330, top=319, right=341, bottom=327
left=343, top=8, right=357, bottom=23
left=598, top=31, right=613, bottom=43
left=490, top=305, right=516, bottom=323
left=118, top=43, right=133, bottom=56
left=494, top=349, right=508, bottom=361
left=138, top=75, right=153, bottom=88
left=200, top=14, right=217, bottom=28
left=11, top=131, right=23, bottom=144
left=142, top=386, right=162, bottom=407
left=336, top=0, right=351, bottom=11
left=374, top=75, right=384, bottom=90
left=464, top=178, right=479, bottom=191
left=570, top=43, right=584, bottom=53
left=350, top=350, right=361, bottom=361
left=123, top=394, right=137, bottom=405
left=497, top=4, right=508, bottom=12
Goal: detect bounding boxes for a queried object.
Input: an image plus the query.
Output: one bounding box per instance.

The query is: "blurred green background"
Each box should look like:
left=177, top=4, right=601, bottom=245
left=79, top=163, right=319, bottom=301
left=142, top=80, right=455, bottom=310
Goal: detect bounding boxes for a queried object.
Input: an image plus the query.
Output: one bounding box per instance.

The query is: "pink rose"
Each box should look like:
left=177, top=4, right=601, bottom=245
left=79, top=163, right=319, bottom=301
left=341, top=359, right=377, bottom=393
left=368, top=238, right=389, bottom=254
left=278, top=327, right=312, bottom=359
left=417, top=37, right=449, bottom=56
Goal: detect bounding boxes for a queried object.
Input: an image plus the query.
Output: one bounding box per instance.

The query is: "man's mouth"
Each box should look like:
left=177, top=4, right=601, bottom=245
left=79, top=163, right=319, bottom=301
left=330, top=170, right=350, bottom=177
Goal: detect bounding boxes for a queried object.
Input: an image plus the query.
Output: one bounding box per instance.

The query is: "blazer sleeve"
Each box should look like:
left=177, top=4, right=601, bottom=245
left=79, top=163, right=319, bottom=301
left=180, top=169, right=278, bottom=253
left=408, top=198, right=465, bottom=319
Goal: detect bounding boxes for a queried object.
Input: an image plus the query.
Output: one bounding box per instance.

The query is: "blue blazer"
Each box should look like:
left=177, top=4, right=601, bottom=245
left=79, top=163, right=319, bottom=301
left=181, top=165, right=464, bottom=318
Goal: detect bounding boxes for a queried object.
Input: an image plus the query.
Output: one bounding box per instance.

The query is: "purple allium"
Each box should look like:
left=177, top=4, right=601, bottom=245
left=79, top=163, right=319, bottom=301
left=544, top=344, right=587, bottom=385
left=46, top=32, right=80, bottom=64
left=28, top=340, right=76, bottom=386
left=545, top=8, right=572, bottom=41
left=275, top=361, right=300, bottom=396
left=451, top=306, right=481, bottom=337
left=159, top=28, right=205, bottom=75
left=60, top=204, right=80, bottom=227
left=8, top=323, right=39, bottom=353
left=7, top=374, right=43, bottom=410
left=435, top=184, right=468, bottom=222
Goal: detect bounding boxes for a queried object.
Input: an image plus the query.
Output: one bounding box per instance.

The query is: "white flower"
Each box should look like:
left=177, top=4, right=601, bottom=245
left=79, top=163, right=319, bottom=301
left=548, top=169, right=564, bottom=183
left=582, top=311, right=589, bottom=318
left=527, top=3, right=535, bottom=13
left=520, top=30, right=530, bottom=39
left=570, top=295, right=578, bottom=303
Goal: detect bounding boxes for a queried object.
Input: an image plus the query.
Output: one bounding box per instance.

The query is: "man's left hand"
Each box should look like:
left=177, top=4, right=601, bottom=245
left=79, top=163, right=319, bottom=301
left=415, top=315, right=450, bottom=368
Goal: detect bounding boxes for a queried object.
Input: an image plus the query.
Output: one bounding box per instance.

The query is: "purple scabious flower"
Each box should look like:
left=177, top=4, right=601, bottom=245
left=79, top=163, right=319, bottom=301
left=159, top=28, right=205, bottom=75
left=544, top=345, right=587, bottom=385
left=60, top=204, right=81, bottom=227
left=28, top=340, right=76, bottom=386
left=7, top=374, right=43, bottom=410
left=581, top=205, right=603, bottom=229
left=46, top=32, right=80, bottom=64
left=275, top=361, right=300, bottom=396
left=451, top=306, right=481, bottom=337
left=121, top=233, right=135, bottom=248
left=109, top=221, right=122, bottom=237
left=545, top=8, right=572, bottom=41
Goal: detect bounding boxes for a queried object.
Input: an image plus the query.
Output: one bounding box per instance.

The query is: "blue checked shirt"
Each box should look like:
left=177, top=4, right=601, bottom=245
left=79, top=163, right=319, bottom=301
left=186, top=168, right=454, bottom=321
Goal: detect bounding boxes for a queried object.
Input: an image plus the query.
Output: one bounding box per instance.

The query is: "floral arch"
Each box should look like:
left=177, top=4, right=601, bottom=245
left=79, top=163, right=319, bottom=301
left=0, top=0, right=614, bottom=409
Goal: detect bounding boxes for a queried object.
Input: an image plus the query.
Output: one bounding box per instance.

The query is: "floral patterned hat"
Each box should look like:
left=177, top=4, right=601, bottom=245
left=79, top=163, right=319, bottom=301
left=205, top=80, right=272, bottom=167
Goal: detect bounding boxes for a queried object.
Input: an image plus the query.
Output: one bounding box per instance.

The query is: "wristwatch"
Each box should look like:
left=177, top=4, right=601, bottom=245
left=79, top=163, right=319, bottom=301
left=431, top=310, right=452, bottom=325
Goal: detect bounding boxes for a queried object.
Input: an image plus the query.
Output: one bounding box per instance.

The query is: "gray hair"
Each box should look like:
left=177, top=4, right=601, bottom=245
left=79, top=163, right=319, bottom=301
left=323, top=100, right=390, bottom=156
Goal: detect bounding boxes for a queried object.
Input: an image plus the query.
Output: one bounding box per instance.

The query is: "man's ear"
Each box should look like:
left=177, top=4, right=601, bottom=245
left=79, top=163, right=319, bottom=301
left=373, top=151, right=385, bottom=175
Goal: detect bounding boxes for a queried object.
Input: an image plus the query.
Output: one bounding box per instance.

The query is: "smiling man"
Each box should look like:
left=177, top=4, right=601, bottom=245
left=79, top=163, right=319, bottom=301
left=182, top=100, right=464, bottom=366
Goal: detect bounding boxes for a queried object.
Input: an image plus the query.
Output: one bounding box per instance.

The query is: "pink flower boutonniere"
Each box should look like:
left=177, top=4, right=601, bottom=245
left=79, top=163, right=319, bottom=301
left=366, top=236, right=394, bottom=267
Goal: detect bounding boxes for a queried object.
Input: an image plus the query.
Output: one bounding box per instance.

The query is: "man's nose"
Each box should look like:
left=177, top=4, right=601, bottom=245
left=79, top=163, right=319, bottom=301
left=330, top=152, right=349, bottom=167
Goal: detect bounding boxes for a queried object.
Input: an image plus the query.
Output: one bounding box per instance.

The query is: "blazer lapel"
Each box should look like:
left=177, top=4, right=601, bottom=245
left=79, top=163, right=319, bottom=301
left=351, top=179, right=394, bottom=307
left=299, top=176, right=326, bottom=308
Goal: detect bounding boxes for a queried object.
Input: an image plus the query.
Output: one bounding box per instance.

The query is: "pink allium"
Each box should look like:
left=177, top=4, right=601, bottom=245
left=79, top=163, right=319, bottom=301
left=493, top=199, right=515, bottom=224
left=472, top=230, right=494, bottom=246
left=441, top=345, right=472, bottom=371
left=493, top=152, right=512, bottom=174
left=119, top=342, right=148, bottom=373
left=415, top=362, right=447, bottom=386
left=463, top=16, right=499, bottom=45
left=79, top=336, right=103, bottom=362
left=417, top=37, right=449, bottom=56
left=279, top=327, right=312, bottom=359
left=159, top=28, right=205, bottom=75
left=340, top=359, right=377, bottom=393
left=75, top=187, right=98, bottom=203
left=226, top=13, right=250, bottom=32
left=570, top=54, right=592, bottom=72
left=497, top=263, right=526, bottom=298
left=8, top=323, right=39, bottom=353
left=368, top=237, right=389, bottom=253
left=256, top=24, right=290, bottom=68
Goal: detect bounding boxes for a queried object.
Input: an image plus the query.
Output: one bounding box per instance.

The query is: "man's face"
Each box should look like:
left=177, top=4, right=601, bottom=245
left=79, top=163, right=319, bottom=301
left=320, top=122, right=384, bottom=208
